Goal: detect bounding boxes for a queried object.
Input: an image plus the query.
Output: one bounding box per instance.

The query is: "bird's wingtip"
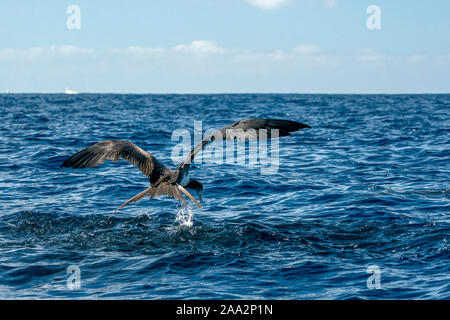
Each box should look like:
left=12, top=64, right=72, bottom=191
left=60, top=160, right=70, bottom=168
left=296, top=123, right=311, bottom=129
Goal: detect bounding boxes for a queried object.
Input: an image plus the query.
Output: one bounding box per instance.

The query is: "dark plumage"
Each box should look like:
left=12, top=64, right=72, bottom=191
left=61, top=118, right=311, bottom=215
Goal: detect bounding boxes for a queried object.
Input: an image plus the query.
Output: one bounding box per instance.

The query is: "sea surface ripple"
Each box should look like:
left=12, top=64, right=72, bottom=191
left=0, top=94, right=449, bottom=299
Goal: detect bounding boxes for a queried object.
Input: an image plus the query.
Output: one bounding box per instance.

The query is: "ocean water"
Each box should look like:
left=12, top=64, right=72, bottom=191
left=0, top=94, right=448, bottom=299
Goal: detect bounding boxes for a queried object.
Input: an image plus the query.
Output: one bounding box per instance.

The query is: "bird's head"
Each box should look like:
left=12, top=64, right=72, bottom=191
left=185, top=179, right=203, bottom=204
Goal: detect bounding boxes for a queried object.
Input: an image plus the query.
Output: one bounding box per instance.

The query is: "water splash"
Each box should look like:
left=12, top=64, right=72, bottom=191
left=175, top=204, right=194, bottom=228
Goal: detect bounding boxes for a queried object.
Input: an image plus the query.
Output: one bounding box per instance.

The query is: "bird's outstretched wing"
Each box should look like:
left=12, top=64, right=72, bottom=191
left=61, top=140, right=166, bottom=177
left=179, top=118, right=311, bottom=169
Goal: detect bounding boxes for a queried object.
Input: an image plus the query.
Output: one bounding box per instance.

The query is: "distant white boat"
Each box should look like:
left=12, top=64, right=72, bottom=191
left=65, top=88, right=79, bottom=95
left=5, top=89, right=10, bottom=94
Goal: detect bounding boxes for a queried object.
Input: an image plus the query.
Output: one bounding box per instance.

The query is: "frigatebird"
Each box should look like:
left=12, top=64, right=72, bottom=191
left=61, top=119, right=311, bottom=215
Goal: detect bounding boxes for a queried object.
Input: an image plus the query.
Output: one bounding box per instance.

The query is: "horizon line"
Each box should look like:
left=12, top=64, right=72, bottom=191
left=2, top=92, right=450, bottom=95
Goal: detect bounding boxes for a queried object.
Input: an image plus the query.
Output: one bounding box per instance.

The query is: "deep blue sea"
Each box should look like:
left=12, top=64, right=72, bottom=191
left=0, top=94, right=449, bottom=299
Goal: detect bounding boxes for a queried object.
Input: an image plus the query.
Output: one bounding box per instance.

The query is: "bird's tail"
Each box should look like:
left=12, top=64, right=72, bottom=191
left=148, top=184, right=183, bottom=201
left=109, top=183, right=201, bottom=218
left=149, top=183, right=201, bottom=208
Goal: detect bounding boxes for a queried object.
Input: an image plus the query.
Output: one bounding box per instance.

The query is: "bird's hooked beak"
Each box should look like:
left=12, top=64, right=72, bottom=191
left=197, top=190, right=203, bottom=205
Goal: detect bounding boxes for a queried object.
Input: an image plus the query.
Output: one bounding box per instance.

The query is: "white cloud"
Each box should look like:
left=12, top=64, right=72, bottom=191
left=246, top=0, right=336, bottom=10
left=245, top=0, right=290, bottom=10
left=293, top=44, right=321, bottom=54
left=173, top=40, right=226, bottom=55
left=1, top=43, right=448, bottom=93
left=268, top=45, right=330, bottom=63
left=357, top=49, right=388, bottom=64
left=408, top=55, right=426, bottom=63
left=0, top=44, right=444, bottom=75
left=53, top=45, right=95, bottom=55
left=268, top=49, right=292, bottom=61
left=110, top=46, right=165, bottom=58
left=0, top=45, right=94, bottom=60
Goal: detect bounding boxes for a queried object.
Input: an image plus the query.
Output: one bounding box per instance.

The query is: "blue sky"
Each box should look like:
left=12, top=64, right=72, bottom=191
left=1, top=0, right=449, bottom=93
